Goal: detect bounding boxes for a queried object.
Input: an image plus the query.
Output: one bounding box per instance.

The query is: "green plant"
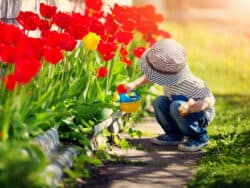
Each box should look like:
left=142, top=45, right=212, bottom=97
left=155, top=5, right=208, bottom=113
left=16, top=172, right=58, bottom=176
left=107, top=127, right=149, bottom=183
left=63, top=147, right=102, bottom=187
left=0, top=142, right=49, bottom=188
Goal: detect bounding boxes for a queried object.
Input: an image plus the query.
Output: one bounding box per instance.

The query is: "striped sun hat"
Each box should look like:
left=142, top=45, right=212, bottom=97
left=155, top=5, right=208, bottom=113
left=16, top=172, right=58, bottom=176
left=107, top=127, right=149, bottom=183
left=140, top=39, right=192, bottom=85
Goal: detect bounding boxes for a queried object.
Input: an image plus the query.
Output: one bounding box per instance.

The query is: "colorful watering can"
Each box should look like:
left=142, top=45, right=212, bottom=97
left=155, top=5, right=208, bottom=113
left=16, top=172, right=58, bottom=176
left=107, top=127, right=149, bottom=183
left=119, top=90, right=141, bottom=113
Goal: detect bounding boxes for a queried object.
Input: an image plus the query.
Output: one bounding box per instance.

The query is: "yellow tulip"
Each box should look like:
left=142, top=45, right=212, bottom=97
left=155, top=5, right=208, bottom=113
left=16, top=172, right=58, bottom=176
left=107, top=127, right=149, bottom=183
left=113, top=93, right=119, bottom=102
left=83, top=32, right=100, bottom=51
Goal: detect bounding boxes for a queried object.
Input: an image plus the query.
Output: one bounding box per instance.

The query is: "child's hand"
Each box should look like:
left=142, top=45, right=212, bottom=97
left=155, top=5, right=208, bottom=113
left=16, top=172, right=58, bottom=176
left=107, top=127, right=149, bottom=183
left=125, top=82, right=137, bottom=92
left=188, top=99, right=209, bottom=113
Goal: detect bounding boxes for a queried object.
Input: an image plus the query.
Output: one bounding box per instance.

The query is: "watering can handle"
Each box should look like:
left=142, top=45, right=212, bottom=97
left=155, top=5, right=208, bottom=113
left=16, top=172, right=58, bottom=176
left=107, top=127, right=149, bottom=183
left=132, top=90, right=140, bottom=98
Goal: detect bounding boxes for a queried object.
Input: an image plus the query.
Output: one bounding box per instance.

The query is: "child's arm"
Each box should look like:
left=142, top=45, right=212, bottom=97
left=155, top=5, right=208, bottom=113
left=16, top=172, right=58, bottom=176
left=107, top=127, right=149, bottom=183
left=188, top=96, right=215, bottom=113
left=125, top=75, right=151, bottom=91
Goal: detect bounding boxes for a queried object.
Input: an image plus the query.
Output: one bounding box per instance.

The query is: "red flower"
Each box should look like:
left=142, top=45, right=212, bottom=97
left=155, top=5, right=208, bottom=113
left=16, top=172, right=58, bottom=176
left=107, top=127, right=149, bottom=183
left=85, top=0, right=103, bottom=11
left=89, top=18, right=104, bottom=35
left=155, top=30, right=171, bottom=38
left=112, top=4, right=130, bottom=24
left=116, top=84, right=128, bottom=94
left=97, top=40, right=117, bottom=61
left=121, top=19, right=136, bottom=32
left=2, top=74, right=17, bottom=91
left=0, top=45, right=16, bottom=64
left=104, top=14, right=119, bottom=35
left=16, top=11, right=40, bottom=31
left=121, top=57, right=132, bottom=67
left=111, top=3, right=168, bottom=44
left=101, top=53, right=115, bottom=62
left=43, top=46, right=63, bottom=64
left=39, top=19, right=51, bottom=32
left=120, top=46, right=128, bottom=57
left=66, top=13, right=90, bottom=40
left=115, top=30, right=133, bottom=45
left=52, top=12, right=72, bottom=30
left=0, top=24, right=24, bottom=45
left=133, top=47, right=146, bottom=58
left=97, top=41, right=117, bottom=54
left=39, top=3, right=57, bottom=19
left=59, top=32, right=77, bottom=51
left=14, top=58, right=41, bottom=84
left=15, top=36, right=44, bottom=61
left=96, top=66, right=108, bottom=78
left=43, top=31, right=76, bottom=51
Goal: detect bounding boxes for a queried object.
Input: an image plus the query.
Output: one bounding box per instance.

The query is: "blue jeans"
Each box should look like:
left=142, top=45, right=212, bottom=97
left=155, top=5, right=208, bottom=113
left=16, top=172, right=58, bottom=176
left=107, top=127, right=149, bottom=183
left=153, top=96, right=215, bottom=142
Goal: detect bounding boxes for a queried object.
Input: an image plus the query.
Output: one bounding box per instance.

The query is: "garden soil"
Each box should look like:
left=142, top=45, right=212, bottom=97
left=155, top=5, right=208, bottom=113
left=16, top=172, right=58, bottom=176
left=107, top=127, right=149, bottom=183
left=85, top=117, right=201, bottom=188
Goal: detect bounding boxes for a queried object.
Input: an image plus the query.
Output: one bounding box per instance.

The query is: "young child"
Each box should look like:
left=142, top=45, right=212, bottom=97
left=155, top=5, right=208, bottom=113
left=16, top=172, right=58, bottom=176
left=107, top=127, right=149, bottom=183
left=126, top=39, right=215, bottom=152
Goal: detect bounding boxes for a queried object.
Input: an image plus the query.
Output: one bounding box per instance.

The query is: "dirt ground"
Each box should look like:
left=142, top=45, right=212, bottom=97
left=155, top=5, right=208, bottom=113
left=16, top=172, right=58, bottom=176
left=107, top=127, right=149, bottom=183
left=84, top=117, right=201, bottom=188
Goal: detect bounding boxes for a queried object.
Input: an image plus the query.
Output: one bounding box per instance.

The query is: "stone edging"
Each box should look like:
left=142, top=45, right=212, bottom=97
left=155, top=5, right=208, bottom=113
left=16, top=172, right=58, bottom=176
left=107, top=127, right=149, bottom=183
left=34, top=111, right=124, bottom=187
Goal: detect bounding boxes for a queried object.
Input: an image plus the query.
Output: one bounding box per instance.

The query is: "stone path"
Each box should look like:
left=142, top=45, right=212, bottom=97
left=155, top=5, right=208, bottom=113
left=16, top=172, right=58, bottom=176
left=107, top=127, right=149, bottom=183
left=85, top=117, right=201, bottom=188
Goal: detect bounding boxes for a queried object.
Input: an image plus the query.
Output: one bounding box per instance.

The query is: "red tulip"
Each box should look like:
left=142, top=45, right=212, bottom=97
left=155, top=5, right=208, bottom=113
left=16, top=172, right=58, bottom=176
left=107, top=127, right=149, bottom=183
left=39, top=19, right=51, bottom=32
left=14, top=58, right=41, bottom=84
left=66, top=23, right=88, bottom=40
left=112, top=4, right=130, bottom=24
left=155, top=30, right=171, bottom=38
left=43, top=31, right=76, bottom=51
left=120, top=46, right=128, bottom=57
left=85, top=0, right=103, bottom=11
left=2, top=75, right=17, bottom=91
left=66, top=13, right=91, bottom=39
left=16, top=36, right=44, bottom=61
left=116, top=84, right=128, bottom=94
left=104, top=14, right=119, bottom=35
left=39, top=3, right=57, bottom=19
left=121, top=57, right=132, bottom=67
left=89, top=18, right=104, bottom=35
left=0, top=45, right=16, bottom=64
left=101, top=53, right=115, bottom=62
left=133, top=47, right=146, bottom=58
left=97, top=40, right=117, bottom=61
left=111, top=3, right=168, bottom=43
left=16, top=11, right=40, bottom=31
left=115, top=30, right=133, bottom=45
left=121, top=19, right=136, bottom=32
left=0, top=24, right=24, bottom=45
left=57, top=32, right=77, bottom=51
left=52, top=12, right=72, bottom=30
left=96, top=67, right=108, bottom=78
left=43, top=46, right=63, bottom=64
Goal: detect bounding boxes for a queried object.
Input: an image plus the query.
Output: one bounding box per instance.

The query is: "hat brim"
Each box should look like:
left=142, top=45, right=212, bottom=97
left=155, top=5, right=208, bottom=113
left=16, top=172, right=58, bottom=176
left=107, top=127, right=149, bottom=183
left=140, top=52, right=191, bottom=85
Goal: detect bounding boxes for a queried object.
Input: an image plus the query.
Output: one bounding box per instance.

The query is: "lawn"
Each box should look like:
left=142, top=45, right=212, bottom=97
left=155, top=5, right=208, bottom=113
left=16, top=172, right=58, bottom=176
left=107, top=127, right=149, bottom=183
left=163, top=22, right=250, bottom=187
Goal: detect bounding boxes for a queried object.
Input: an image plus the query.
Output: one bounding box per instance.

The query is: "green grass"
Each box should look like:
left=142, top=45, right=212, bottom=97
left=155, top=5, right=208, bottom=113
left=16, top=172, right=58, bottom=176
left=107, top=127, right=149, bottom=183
left=162, top=22, right=250, bottom=187
left=164, top=22, right=250, bottom=95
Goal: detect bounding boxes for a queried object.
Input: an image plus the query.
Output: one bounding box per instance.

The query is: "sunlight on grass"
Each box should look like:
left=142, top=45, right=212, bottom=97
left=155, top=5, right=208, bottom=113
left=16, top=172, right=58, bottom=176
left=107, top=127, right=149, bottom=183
left=159, top=22, right=250, bottom=187
left=163, top=22, right=250, bottom=95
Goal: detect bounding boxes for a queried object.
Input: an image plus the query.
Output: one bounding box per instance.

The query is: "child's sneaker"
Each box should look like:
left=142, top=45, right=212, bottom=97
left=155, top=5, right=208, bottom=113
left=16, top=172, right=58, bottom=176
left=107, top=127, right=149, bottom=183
left=178, top=139, right=209, bottom=152
left=151, top=134, right=184, bottom=145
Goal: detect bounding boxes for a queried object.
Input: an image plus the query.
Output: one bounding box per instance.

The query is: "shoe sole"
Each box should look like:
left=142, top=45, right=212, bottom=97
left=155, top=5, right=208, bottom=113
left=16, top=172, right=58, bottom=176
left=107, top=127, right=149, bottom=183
left=151, top=138, right=184, bottom=146
left=178, top=142, right=209, bottom=152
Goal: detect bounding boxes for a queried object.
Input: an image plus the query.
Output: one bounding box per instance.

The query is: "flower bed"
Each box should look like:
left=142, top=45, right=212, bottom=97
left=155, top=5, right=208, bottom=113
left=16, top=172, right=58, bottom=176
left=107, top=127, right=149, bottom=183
left=0, top=0, right=170, bottom=187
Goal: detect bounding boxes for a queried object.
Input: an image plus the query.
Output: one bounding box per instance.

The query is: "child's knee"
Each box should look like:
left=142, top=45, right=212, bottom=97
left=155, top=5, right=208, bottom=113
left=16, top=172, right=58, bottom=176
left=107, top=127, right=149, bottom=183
left=153, top=96, right=169, bottom=111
